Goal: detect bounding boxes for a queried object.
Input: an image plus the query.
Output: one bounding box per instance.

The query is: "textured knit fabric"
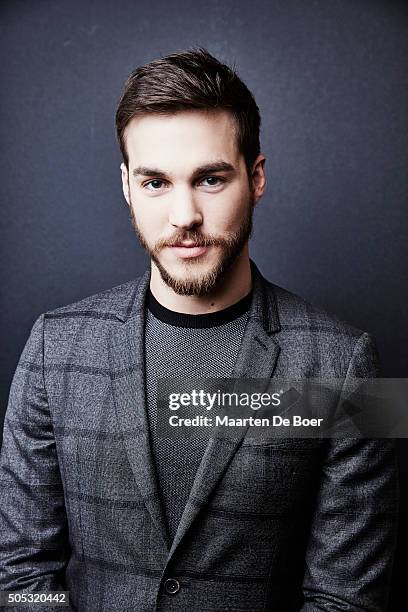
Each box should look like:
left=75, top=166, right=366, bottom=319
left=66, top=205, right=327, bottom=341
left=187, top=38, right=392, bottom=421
left=144, top=289, right=250, bottom=542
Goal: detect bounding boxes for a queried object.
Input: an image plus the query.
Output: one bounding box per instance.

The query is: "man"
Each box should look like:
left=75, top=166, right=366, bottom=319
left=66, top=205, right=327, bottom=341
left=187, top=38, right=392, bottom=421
left=0, top=49, right=398, bottom=611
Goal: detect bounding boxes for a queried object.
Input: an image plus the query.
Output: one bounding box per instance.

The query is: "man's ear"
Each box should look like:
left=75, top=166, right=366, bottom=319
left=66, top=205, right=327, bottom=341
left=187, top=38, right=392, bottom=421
left=250, top=154, right=267, bottom=205
left=120, top=162, right=131, bottom=207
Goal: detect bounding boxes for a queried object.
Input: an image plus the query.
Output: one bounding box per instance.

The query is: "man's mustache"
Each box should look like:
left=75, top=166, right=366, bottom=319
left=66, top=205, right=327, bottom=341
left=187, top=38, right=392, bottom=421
left=155, top=232, right=225, bottom=249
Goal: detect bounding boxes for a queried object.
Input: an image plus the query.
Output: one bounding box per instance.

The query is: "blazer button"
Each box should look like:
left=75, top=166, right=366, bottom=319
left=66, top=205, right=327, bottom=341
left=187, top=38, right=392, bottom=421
left=164, top=577, right=181, bottom=595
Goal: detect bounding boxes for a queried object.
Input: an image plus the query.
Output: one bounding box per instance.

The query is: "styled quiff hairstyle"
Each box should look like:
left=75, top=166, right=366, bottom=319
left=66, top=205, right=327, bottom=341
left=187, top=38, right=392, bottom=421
left=115, top=48, right=261, bottom=174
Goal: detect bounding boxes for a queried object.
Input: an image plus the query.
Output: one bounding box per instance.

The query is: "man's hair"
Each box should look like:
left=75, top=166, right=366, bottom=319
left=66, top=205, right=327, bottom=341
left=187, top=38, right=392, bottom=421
left=115, top=48, right=261, bottom=174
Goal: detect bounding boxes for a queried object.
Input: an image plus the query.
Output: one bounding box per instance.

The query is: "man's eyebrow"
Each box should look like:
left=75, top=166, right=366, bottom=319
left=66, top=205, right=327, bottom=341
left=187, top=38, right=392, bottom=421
left=192, top=161, right=236, bottom=177
left=132, top=161, right=236, bottom=180
left=132, top=166, right=167, bottom=179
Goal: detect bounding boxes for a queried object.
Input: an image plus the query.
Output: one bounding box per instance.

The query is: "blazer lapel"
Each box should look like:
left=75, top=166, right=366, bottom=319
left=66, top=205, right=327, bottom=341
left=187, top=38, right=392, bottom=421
left=109, top=268, right=171, bottom=553
left=167, top=260, right=281, bottom=559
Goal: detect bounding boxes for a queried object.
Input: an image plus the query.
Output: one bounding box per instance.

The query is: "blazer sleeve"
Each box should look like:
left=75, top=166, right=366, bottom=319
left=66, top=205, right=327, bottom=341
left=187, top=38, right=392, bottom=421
left=300, top=332, right=399, bottom=612
left=0, top=314, right=72, bottom=602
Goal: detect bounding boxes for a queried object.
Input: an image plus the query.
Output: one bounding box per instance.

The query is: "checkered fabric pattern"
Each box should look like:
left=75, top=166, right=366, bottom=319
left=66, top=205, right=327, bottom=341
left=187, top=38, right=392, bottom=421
left=0, top=260, right=399, bottom=611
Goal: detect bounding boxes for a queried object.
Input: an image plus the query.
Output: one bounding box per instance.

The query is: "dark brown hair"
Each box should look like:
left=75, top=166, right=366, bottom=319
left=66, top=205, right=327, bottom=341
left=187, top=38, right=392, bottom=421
left=115, top=48, right=261, bottom=174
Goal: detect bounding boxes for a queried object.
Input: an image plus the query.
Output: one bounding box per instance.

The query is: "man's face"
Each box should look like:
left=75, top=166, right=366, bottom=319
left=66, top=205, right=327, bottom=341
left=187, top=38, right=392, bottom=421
left=121, top=109, right=263, bottom=296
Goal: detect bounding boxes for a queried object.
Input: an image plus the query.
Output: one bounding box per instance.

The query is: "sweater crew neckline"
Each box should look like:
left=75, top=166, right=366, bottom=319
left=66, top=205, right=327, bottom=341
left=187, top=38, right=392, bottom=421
left=146, top=288, right=252, bottom=328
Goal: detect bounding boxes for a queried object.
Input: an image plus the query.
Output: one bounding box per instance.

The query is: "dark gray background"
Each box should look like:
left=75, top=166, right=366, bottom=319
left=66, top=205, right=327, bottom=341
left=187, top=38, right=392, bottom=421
left=1, top=0, right=407, bottom=608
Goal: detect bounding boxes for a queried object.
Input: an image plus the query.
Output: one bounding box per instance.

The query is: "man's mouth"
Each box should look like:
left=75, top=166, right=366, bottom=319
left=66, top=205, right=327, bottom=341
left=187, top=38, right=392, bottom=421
left=168, top=242, right=209, bottom=259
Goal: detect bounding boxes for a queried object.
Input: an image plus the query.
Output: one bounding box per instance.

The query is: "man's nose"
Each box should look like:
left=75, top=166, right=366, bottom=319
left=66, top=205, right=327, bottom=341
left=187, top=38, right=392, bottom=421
left=168, top=186, right=203, bottom=229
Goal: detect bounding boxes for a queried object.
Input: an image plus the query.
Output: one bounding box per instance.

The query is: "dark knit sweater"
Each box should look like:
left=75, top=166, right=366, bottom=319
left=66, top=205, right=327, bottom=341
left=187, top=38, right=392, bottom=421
left=144, top=288, right=251, bottom=543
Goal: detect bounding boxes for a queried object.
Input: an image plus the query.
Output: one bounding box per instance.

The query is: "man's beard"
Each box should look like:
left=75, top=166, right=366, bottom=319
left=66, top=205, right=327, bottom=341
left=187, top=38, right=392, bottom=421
left=128, top=194, right=254, bottom=296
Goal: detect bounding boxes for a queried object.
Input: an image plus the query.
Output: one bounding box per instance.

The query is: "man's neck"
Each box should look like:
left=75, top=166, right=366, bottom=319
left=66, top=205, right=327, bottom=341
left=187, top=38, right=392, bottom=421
left=149, top=251, right=252, bottom=315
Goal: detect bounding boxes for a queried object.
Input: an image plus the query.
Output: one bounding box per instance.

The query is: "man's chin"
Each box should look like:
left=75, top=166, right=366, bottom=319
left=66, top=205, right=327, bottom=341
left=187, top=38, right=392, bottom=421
left=152, top=255, right=226, bottom=297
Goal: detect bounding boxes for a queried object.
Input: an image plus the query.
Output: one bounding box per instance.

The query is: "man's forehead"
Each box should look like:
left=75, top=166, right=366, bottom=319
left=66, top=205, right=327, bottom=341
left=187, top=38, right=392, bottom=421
left=124, top=109, right=241, bottom=167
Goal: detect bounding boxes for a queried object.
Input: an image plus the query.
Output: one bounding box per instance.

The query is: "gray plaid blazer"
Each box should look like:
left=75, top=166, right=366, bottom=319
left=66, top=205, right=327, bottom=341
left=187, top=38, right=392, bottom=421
left=0, top=260, right=398, bottom=611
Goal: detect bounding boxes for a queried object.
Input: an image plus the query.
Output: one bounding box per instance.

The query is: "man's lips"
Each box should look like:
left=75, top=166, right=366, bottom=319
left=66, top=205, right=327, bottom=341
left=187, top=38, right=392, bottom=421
left=167, top=243, right=209, bottom=259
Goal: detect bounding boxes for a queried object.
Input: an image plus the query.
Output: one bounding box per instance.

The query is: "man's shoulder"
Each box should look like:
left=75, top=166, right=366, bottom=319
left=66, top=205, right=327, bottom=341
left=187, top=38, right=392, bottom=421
left=43, top=274, right=144, bottom=323
left=267, top=279, right=367, bottom=342
left=263, top=279, right=379, bottom=375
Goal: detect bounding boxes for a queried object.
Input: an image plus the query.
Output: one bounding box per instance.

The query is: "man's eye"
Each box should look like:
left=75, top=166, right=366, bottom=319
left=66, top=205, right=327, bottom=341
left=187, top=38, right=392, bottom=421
left=144, top=179, right=166, bottom=191
left=199, top=176, right=224, bottom=187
